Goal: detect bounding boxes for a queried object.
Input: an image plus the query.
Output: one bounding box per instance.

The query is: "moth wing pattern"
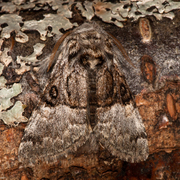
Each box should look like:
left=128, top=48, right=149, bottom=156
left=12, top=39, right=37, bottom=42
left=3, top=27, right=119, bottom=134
left=18, top=106, right=91, bottom=165
left=18, top=22, right=148, bottom=166
left=94, top=62, right=148, bottom=163
left=18, top=42, right=91, bottom=166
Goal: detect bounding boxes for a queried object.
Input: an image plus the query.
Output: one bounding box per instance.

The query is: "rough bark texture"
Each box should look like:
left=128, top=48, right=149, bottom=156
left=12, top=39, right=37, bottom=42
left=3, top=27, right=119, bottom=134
left=0, top=1, right=180, bottom=180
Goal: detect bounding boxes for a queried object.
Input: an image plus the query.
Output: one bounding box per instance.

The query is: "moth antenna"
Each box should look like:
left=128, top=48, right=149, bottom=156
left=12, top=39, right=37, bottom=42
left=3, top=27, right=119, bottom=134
left=8, top=32, right=16, bottom=67
left=107, top=32, right=136, bottom=68
left=8, top=32, right=16, bottom=57
left=10, top=35, right=15, bottom=52
left=47, top=30, right=72, bottom=72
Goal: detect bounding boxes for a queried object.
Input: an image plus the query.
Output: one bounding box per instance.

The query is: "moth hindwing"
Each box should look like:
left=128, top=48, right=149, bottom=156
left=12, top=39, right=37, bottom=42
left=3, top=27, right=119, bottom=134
left=18, top=22, right=148, bottom=166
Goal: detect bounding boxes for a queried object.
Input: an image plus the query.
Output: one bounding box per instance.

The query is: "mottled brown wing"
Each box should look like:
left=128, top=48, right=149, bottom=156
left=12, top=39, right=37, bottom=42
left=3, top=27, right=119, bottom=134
left=94, top=63, right=149, bottom=163
left=18, top=59, right=91, bottom=166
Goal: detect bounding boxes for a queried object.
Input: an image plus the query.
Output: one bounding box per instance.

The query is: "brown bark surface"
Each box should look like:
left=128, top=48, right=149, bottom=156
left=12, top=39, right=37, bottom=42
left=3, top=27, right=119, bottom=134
left=0, top=2, right=180, bottom=180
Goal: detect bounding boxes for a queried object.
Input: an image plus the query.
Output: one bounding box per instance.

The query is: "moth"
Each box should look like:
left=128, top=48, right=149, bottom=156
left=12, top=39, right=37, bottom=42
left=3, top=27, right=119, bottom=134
left=18, top=22, right=148, bottom=166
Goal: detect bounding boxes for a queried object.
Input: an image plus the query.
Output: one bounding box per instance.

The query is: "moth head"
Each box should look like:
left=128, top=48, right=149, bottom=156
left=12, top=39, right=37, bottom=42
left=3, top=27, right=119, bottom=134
left=80, top=54, right=104, bottom=69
